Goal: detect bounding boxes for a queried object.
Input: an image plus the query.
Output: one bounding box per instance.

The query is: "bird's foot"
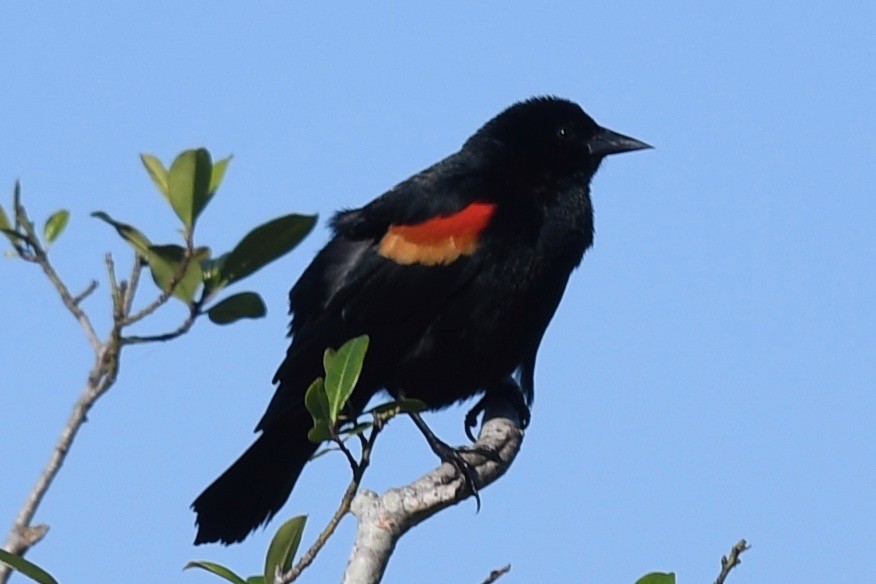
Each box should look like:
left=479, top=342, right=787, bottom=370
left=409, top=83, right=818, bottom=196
left=464, top=381, right=531, bottom=442
left=409, top=411, right=499, bottom=509
left=423, top=434, right=498, bottom=510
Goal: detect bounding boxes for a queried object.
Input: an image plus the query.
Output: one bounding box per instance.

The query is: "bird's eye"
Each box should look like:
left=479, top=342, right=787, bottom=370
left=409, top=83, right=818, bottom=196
left=556, top=125, right=574, bottom=141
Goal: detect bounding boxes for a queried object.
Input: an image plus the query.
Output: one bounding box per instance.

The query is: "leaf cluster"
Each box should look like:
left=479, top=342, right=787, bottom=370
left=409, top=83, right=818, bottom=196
left=95, top=149, right=315, bottom=322
left=2, top=149, right=315, bottom=325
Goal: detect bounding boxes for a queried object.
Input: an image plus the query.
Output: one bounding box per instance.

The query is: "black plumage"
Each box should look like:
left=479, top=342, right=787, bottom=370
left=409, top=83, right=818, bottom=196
left=193, top=97, right=649, bottom=544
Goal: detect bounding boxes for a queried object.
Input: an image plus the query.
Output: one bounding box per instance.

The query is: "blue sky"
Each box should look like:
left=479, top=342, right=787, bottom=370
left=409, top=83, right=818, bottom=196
left=1, top=2, right=874, bottom=583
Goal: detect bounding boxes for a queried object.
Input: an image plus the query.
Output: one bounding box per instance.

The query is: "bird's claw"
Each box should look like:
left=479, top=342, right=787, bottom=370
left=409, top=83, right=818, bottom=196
left=464, top=407, right=482, bottom=443
left=424, top=435, right=497, bottom=510
left=464, top=385, right=532, bottom=442
left=458, top=443, right=503, bottom=464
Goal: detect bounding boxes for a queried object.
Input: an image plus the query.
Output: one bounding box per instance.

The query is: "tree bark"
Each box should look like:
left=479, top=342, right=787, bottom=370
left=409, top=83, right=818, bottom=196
left=342, top=397, right=524, bottom=584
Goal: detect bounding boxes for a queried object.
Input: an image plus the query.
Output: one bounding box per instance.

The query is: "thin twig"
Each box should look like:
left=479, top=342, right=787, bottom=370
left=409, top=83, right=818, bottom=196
left=278, top=419, right=383, bottom=584
left=105, top=252, right=120, bottom=297
left=0, top=204, right=116, bottom=583
left=714, top=539, right=750, bottom=584
left=122, top=236, right=194, bottom=326
left=278, top=479, right=361, bottom=584
left=0, top=342, right=120, bottom=583
left=480, top=564, right=511, bottom=584
left=106, top=253, right=125, bottom=322
left=10, top=194, right=38, bottom=259
left=15, top=214, right=101, bottom=353
left=334, top=435, right=360, bottom=473
left=6, top=231, right=36, bottom=259
left=72, top=280, right=99, bottom=305
left=121, top=304, right=201, bottom=344
left=1, top=203, right=207, bottom=583
left=122, top=279, right=175, bottom=324
left=42, top=258, right=102, bottom=355
left=122, top=253, right=144, bottom=316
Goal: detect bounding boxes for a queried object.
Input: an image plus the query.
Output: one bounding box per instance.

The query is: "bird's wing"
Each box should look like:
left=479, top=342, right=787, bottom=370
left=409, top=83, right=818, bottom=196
left=259, top=154, right=499, bottom=430
left=290, top=152, right=499, bottom=330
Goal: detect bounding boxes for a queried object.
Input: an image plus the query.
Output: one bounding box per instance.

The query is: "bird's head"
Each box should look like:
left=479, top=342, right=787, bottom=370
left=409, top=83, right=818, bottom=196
left=467, top=96, right=651, bottom=183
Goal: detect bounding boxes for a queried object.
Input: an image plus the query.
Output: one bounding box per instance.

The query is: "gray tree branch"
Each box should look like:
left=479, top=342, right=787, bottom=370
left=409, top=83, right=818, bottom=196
left=277, top=420, right=383, bottom=584
left=479, top=564, right=511, bottom=583
left=0, top=257, right=121, bottom=583
left=714, top=539, right=750, bottom=584
left=341, top=397, right=523, bottom=584
left=1, top=208, right=198, bottom=584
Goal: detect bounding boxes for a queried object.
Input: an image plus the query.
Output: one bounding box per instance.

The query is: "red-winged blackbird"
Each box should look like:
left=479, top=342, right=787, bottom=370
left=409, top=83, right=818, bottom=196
left=193, top=97, right=649, bottom=545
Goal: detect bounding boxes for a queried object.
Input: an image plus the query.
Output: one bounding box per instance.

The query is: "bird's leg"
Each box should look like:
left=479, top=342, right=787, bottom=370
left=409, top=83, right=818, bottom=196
left=464, top=378, right=531, bottom=442
left=408, top=411, right=501, bottom=510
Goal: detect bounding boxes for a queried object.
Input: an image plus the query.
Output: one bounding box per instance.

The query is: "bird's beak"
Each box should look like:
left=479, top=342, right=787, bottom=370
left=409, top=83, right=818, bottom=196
left=587, top=127, right=652, bottom=157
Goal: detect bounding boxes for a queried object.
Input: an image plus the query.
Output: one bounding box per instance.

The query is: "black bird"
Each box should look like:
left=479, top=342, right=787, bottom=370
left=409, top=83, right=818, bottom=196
left=193, top=97, right=650, bottom=544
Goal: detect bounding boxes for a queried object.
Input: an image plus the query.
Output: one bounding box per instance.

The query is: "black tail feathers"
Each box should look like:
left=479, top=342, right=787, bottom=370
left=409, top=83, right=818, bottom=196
left=192, top=423, right=317, bottom=545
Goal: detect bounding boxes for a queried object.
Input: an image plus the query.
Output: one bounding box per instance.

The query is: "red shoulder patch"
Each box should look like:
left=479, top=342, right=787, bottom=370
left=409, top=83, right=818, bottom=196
left=378, top=202, right=497, bottom=266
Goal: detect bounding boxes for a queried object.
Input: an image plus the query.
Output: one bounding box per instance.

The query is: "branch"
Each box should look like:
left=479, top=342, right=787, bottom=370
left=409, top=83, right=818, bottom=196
left=341, top=396, right=524, bottom=584
left=334, top=434, right=361, bottom=473
left=122, top=253, right=144, bottom=316
left=16, top=213, right=101, bottom=353
left=120, top=305, right=201, bottom=344
left=1, top=342, right=120, bottom=583
left=121, top=244, right=203, bottom=345
left=277, top=419, right=383, bottom=584
left=121, top=236, right=194, bottom=326
left=72, top=280, right=99, bottom=305
left=1, top=206, right=204, bottom=582
left=714, top=539, right=750, bottom=584
left=480, top=564, right=511, bottom=584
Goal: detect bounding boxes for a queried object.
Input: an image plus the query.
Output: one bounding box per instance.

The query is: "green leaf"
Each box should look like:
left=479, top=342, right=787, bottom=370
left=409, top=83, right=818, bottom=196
left=324, top=335, right=370, bottom=422
left=0, top=203, right=10, bottom=232
left=140, top=153, right=169, bottom=198
left=207, top=292, right=267, bottom=325
left=304, top=378, right=333, bottom=442
left=634, top=573, right=676, bottom=584
left=0, top=549, right=59, bottom=584
left=147, top=244, right=203, bottom=303
left=91, top=211, right=152, bottom=254
left=246, top=577, right=266, bottom=584
left=264, top=515, right=307, bottom=584
left=307, top=420, right=331, bottom=443
left=43, top=209, right=70, bottom=244
left=210, top=155, right=232, bottom=194
left=322, top=347, right=336, bottom=377
left=167, top=148, right=212, bottom=228
left=304, top=378, right=330, bottom=421
left=219, top=213, right=316, bottom=286
left=183, top=561, right=248, bottom=584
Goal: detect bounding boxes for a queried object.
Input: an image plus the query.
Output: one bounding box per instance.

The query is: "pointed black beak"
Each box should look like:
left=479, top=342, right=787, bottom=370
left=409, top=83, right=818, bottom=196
left=587, top=126, right=652, bottom=157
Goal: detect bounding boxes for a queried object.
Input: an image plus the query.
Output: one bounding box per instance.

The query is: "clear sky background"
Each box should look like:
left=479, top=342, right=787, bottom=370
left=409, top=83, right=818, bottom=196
left=1, top=3, right=873, bottom=583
